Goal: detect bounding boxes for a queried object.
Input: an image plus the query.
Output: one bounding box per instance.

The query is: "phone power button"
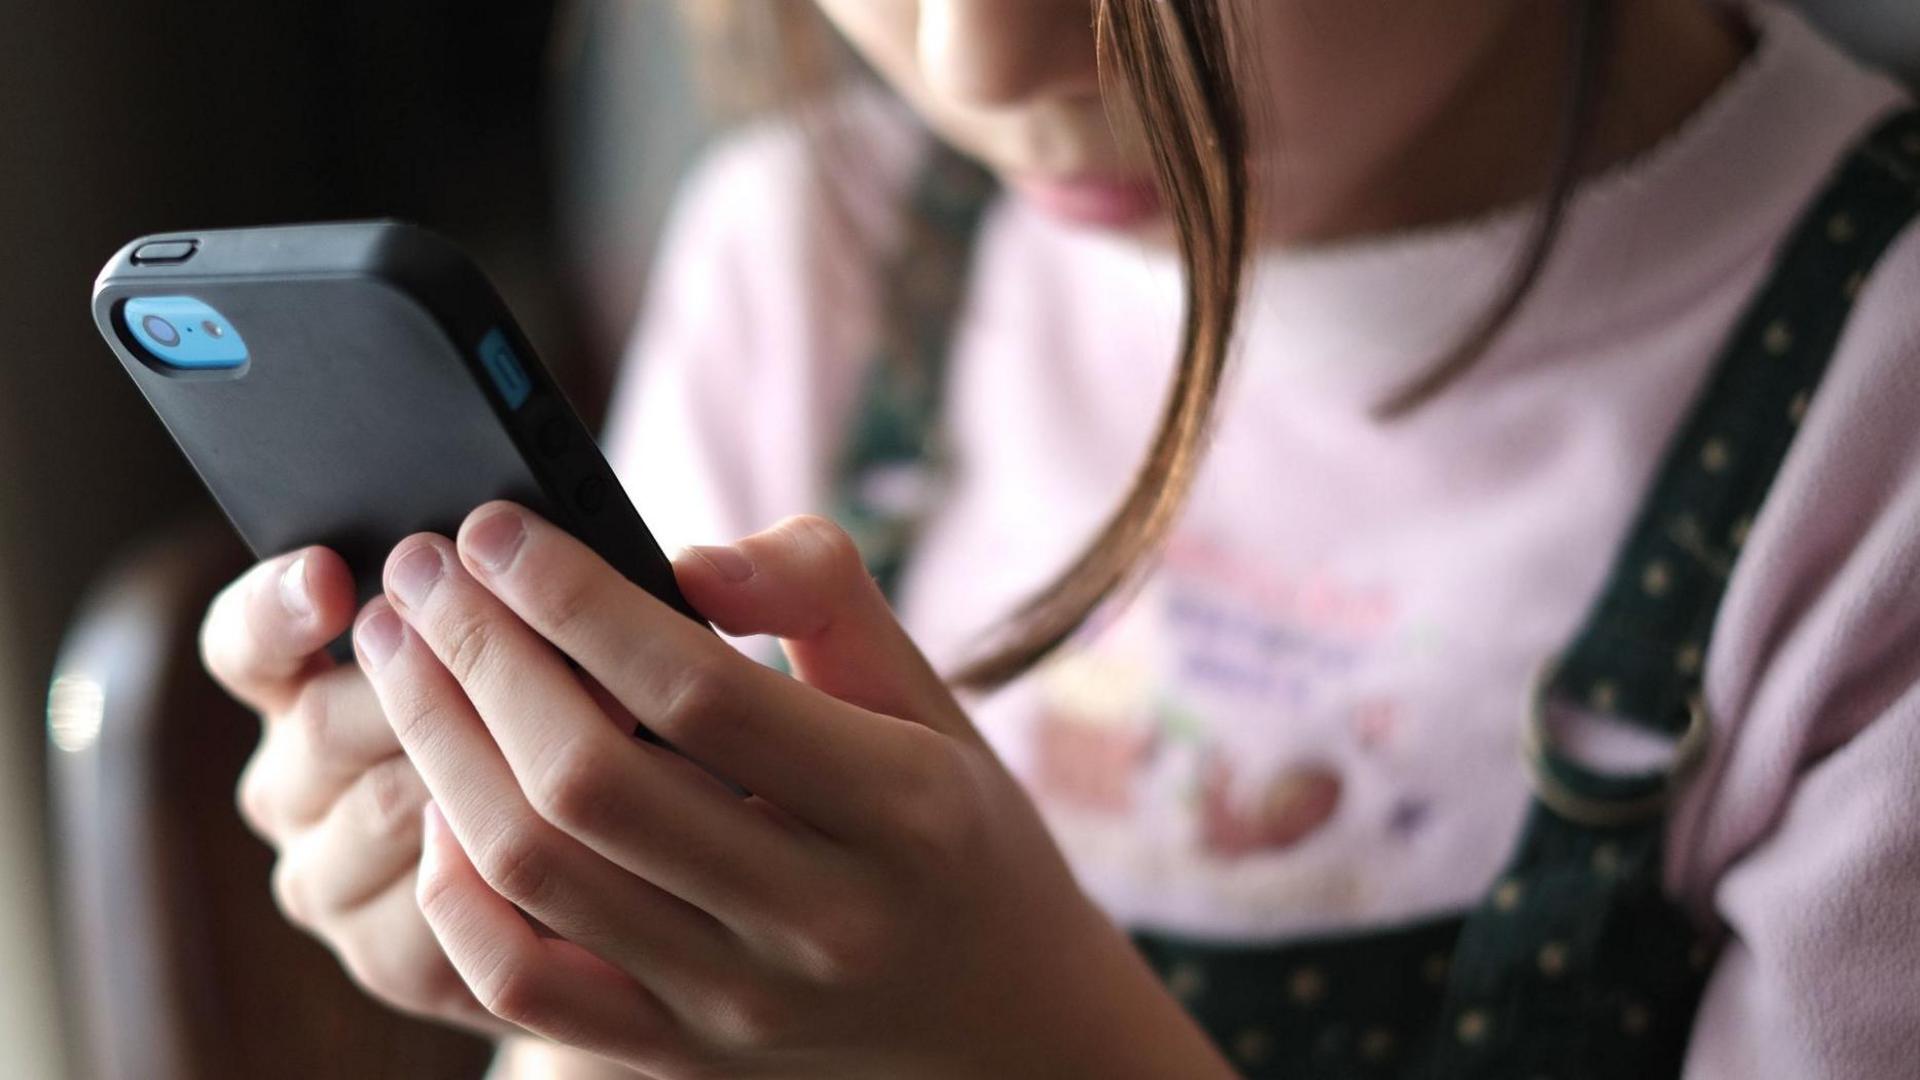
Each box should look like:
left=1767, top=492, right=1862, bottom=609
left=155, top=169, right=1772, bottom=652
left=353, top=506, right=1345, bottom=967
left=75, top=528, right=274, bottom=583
left=132, top=240, right=198, bottom=265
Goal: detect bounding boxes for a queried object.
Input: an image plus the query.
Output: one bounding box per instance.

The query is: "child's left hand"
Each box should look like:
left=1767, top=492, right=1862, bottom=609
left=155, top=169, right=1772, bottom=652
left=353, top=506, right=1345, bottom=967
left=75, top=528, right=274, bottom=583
left=356, top=504, right=1230, bottom=1079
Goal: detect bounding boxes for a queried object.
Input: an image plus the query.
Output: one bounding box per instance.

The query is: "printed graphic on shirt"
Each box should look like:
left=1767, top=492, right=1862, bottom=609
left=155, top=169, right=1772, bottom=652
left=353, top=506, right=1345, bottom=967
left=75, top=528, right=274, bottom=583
left=1024, top=531, right=1445, bottom=919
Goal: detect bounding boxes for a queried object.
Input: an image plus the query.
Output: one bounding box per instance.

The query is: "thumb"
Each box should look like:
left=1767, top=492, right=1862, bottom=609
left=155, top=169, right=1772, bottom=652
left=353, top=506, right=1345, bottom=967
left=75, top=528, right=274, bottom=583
left=673, top=515, right=974, bottom=741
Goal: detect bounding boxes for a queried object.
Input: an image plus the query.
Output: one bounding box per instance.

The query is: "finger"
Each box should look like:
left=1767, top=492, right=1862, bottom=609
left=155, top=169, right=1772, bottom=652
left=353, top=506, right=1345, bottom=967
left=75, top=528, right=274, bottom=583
left=387, top=529, right=826, bottom=937
left=237, top=661, right=396, bottom=836
left=202, top=547, right=356, bottom=714
left=322, top=868, right=508, bottom=1037
left=358, top=593, right=742, bottom=1000
left=454, top=503, right=941, bottom=839
left=273, top=755, right=430, bottom=921
left=674, top=514, right=975, bottom=741
left=416, top=801, right=687, bottom=1067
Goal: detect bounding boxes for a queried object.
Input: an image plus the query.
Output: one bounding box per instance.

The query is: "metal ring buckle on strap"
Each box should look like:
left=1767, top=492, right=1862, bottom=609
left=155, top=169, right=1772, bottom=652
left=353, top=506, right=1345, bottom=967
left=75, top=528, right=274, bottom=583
left=1521, top=661, right=1713, bottom=828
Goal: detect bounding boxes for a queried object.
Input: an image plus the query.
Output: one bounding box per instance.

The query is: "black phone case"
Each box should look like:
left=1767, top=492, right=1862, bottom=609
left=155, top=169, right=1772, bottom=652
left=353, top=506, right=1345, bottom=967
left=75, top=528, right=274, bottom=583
left=92, top=220, right=699, bottom=625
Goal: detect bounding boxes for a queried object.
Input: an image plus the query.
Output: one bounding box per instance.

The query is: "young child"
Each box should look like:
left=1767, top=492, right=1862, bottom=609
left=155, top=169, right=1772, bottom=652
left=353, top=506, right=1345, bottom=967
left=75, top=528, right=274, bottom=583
left=204, top=1, right=1920, bottom=1076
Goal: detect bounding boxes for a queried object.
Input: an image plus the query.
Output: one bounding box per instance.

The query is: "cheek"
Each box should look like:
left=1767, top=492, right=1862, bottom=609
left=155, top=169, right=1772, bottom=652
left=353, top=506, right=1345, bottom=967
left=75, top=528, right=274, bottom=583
left=803, top=1, right=999, bottom=163
left=811, top=0, right=923, bottom=93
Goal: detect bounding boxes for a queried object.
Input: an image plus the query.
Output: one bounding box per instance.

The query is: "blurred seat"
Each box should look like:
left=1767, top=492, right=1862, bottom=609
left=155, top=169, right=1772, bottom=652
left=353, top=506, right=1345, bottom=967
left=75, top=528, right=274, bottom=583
left=46, top=517, right=493, bottom=1080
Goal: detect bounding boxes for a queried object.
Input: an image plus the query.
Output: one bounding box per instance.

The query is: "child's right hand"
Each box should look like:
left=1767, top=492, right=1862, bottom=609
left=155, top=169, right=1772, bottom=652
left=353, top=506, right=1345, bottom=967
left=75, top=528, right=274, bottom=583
left=200, top=547, right=505, bottom=1037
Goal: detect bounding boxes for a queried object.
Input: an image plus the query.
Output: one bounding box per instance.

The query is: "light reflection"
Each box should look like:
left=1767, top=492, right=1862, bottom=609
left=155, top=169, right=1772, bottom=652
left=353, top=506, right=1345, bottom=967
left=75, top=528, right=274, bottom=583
left=48, top=675, right=105, bottom=754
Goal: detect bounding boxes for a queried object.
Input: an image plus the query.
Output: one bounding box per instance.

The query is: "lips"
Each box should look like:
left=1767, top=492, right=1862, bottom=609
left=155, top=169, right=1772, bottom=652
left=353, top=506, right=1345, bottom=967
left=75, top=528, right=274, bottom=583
left=1010, top=173, right=1164, bottom=228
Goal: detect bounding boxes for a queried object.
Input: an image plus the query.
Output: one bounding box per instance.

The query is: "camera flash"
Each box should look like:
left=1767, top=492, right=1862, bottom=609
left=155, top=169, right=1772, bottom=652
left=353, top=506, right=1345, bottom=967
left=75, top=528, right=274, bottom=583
left=202, top=320, right=225, bottom=338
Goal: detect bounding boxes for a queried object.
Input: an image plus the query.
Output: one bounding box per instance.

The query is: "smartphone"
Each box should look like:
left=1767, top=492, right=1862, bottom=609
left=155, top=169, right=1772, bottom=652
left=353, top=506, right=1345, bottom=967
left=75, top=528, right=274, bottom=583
left=91, top=220, right=701, bottom=629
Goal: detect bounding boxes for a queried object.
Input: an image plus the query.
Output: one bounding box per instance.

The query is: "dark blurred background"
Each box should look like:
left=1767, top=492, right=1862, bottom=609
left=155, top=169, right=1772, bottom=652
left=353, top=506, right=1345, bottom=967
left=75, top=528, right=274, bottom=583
left=0, top=2, right=1914, bottom=1077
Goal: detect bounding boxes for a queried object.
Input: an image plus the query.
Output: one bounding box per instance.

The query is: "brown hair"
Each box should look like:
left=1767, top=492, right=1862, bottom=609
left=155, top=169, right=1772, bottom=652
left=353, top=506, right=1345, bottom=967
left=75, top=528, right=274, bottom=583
left=677, top=1, right=1606, bottom=691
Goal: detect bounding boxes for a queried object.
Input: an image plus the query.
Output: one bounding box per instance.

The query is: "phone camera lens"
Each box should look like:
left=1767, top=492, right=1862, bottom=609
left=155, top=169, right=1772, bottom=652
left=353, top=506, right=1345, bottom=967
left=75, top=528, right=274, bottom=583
left=141, top=314, right=181, bottom=347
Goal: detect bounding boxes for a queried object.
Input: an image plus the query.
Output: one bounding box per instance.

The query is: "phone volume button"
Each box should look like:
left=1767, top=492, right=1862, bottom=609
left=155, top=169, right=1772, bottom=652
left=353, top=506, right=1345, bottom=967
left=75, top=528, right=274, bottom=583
left=575, top=475, right=609, bottom=514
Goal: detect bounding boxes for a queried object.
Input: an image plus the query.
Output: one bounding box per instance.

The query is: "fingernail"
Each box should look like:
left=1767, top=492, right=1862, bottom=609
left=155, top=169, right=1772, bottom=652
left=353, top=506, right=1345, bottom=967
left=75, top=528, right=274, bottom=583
left=690, top=544, right=754, bottom=583
left=390, top=544, right=444, bottom=608
left=278, top=555, right=314, bottom=621
left=356, top=606, right=404, bottom=669
left=465, top=508, right=526, bottom=574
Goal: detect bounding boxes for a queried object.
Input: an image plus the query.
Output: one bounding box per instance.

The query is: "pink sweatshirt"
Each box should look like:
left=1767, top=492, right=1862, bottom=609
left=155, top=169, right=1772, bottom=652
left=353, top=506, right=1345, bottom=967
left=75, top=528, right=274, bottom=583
left=605, top=5, right=1920, bottom=1074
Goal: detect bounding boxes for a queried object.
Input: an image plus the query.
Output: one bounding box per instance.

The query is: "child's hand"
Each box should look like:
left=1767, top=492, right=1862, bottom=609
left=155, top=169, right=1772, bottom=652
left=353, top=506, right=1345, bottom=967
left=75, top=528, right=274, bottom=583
left=200, top=548, right=508, bottom=1036
left=362, top=506, right=1232, bottom=1079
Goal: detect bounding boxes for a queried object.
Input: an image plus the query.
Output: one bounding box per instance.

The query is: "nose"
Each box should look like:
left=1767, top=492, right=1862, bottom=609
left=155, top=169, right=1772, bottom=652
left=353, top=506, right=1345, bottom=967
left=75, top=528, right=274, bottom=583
left=918, top=0, right=1099, bottom=107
